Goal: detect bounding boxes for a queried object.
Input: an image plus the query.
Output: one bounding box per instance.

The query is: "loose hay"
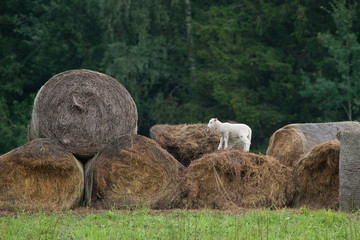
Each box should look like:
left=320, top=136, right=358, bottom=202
left=293, top=140, right=340, bottom=209
left=185, top=148, right=294, bottom=209
left=266, top=122, right=360, bottom=167
left=150, top=124, right=219, bottom=166
left=0, top=138, right=84, bottom=211
left=85, top=134, right=186, bottom=209
left=28, top=69, right=138, bottom=159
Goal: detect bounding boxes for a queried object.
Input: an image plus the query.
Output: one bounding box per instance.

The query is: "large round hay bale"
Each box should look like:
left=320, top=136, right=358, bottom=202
left=150, top=124, right=219, bottom=166
left=185, top=149, right=294, bottom=209
left=338, top=131, right=360, bottom=211
left=28, top=69, right=138, bottom=159
left=293, top=140, right=340, bottom=209
left=85, top=134, right=186, bottom=209
left=0, top=138, right=84, bottom=211
left=266, top=122, right=360, bottom=167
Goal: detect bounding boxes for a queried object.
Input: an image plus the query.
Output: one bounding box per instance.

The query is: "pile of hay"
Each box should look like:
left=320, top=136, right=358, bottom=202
left=0, top=138, right=84, bottom=211
left=150, top=124, right=219, bottom=166
left=28, top=69, right=138, bottom=160
left=293, top=140, right=340, bottom=209
left=338, top=131, right=360, bottom=211
left=85, top=134, right=186, bottom=209
left=266, top=122, right=360, bottom=167
left=185, top=148, right=294, bottom=209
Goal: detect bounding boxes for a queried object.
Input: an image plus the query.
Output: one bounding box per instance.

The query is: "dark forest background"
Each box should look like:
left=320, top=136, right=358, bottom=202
left=1, top=0, right=360, bottom=154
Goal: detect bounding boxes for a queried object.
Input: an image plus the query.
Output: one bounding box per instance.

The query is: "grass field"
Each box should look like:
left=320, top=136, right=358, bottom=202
left=0, top=208, right=359, bottom=239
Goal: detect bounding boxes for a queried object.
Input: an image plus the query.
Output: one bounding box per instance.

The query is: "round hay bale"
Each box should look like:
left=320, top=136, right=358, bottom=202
left=266, top=122, right=360, bottom=167
left=150, top=124, right=219, bottom=166
left=293, top=140, right=340, bottom=209
left=28, top=69, right=138, bottom=159
left=185, top=148, right=294, bottom=209
left=0, top=138, right=84, bottom=211
left=85, top=134, right=186, bottom=209
left=338, top=131, right=360, bottom=211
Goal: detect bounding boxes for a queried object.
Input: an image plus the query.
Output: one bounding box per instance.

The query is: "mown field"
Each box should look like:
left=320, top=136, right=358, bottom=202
left=0, top=208, right=359, bottom=239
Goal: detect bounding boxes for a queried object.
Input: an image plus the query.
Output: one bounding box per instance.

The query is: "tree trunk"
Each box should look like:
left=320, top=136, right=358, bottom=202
left=185, top=0, right=195, bottom=73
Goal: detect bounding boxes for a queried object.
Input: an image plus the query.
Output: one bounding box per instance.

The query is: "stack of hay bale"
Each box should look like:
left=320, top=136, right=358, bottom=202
left=150, top=121, right=360, bottom=210
left=2, top=69, right=360, bottom=211
left=266, top=122, right=360, bottom=209
left=0, top=69, right=184, bottom=211
left=150, top=124, right=295, bottom=209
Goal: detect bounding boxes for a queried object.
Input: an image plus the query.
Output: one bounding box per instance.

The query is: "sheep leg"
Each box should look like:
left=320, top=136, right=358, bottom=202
left=218, top=136, right=224, bottom=149
left=243, top=139, right=251, bottom=152
left=224, top=132, right=229, bottom=149
left=239, top=134, right=251, bottom=152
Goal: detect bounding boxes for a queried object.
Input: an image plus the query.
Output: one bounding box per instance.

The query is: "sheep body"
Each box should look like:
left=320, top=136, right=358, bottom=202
left=207, top=118, right=251, bottom=151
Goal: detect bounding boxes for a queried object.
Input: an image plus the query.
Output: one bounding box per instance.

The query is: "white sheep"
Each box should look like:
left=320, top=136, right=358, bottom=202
left=207, top=118, right=252, bottom=151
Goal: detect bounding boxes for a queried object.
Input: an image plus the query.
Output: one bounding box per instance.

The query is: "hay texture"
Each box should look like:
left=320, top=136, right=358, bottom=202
left=150, top=124, right=219, bottom=166
left=266, top=122, right=360, bottom=167
left=28, top=69, right=138, bottom=159
left=85, top=134, right=185, bottom=209
left=0, top=138, right=84, bottom=211
left=293, top=140, right=340, bottom=209
left=338, top=131, right=360, bottom=211
left=185, top=149, right=294, bottom=209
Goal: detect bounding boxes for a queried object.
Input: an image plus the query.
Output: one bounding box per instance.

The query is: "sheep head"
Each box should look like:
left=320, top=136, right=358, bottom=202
left=207, top=118, right=218, bottom=129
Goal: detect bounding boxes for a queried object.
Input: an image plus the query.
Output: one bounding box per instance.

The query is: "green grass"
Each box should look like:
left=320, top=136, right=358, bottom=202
left=0, top=208, right=359, bottom=239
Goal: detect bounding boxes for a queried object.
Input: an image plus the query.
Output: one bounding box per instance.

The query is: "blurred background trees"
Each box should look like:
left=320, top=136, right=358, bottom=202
left=1, top=0, right=359, bottom=154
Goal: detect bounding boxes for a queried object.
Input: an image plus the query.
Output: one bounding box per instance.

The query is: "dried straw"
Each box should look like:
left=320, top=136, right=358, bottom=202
left=293, top=140, right=340, bottom=209
left=0, top=138, right=84, bottom=211
left=266, top=122, right=360, bottom=167
left=185, top=148, right=294, bottom=209
left=150, top=124, right=219, bottom=166
left=28, top=69, right=138, bottom=159
left=85, top=134, right=186, bottom=209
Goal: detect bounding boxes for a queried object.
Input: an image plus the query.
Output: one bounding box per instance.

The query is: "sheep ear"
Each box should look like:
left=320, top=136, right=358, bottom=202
left=215, top=118, right=217, bottom=121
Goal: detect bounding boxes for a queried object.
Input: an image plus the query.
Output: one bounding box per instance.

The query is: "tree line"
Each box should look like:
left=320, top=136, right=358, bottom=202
left=1, top=0, right=359, bottom=154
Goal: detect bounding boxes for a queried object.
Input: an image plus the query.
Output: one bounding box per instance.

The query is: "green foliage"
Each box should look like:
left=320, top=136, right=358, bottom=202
left=100, top=0, right=188, bottom=134
left=302, top=0, right=360, bottom=121
left=0, top=97, right=29, bottom=153
left=186, top=1, right=332, bottom=151
left=0, top=0, right=34, bottom=154
left=0, top=209, right=359, bottom=239
left=1, top=0, right=357, bottom=154
left=0, top=0, right=105, bottom=154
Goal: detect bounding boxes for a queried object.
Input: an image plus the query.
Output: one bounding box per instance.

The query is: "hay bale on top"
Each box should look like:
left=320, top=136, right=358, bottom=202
left=266, top=122, right=360, bottom=167
left=28, top=69, right=138, bottom=159
left=150, top=124, right=219, bottom=166
left=293, top=140, right=340, bottom=209
left=0, top=138, right=84, bottom=211
left=185, top=149, right=294, bottom=209
left=85, top=134, right=186, bottom=209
